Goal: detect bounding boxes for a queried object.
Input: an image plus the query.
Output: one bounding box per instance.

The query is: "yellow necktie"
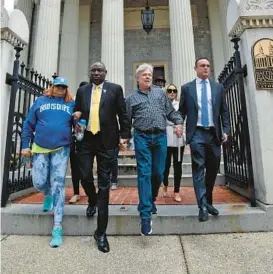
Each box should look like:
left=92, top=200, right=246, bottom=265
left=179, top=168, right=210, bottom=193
left=89, top=85, right=100, bottom=134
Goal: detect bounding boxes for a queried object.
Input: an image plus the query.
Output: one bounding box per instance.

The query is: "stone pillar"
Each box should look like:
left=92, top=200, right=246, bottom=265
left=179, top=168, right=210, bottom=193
left=227, top=0, right=273, bottom=205
left=59, top=0, right=79, bottom=94
left=0, top=7, right=29, bottom=192
left=101, top=0, right=124, bottom=89
left=169, top=0, right=196, bottom=88
left=14, top=0, right=33, bottom=64
left=32, top=0, right=61, bottom=78
left=77, top=2, right=91, bottom=85
left=219, top=0, right=233, bottom=62
left=207, top=0, right=225, bottom=78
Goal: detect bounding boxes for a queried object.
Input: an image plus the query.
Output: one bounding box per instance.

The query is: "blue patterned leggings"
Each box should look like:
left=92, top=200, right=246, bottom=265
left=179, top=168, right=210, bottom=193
left=32, top=146, right=70, bottom=224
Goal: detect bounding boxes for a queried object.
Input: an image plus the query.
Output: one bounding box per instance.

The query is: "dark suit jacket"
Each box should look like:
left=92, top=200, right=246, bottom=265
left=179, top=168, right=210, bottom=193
left=179, top=79, right=230, bottom=145
left=75, top=81, right=131, bottom=149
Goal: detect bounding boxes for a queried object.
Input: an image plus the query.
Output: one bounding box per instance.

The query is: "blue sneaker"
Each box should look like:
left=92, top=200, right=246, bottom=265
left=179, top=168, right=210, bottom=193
left=140, top=219, right=152, bottom=236
left=43, top=195, right=53, bottom=212
left=50, top=226, right=63, bottom=248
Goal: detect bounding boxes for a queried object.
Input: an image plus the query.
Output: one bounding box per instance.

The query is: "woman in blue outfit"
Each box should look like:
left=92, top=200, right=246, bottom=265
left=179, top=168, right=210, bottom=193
left=21, top=77, right=77, bottom=248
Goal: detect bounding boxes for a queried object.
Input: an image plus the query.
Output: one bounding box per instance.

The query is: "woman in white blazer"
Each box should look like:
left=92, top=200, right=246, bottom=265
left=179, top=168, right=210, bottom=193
left=163, top=84, right=185, bottom=202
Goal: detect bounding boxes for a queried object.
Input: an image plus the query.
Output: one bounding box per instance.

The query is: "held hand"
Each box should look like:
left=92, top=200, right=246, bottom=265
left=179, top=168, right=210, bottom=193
left=119, top=139, right=128, bottom=151
left=74, top=122, right=82, bottom=134
left=21, top=148, right=32, bottom=158
left=222, top=133, right=228, bottom=143
left=72, top=111, right=82, bottom=120
left=175, top=125, right=183, bottom=138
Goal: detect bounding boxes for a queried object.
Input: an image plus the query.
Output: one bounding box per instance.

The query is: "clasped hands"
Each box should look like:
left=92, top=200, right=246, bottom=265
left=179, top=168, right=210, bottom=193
left=174, top=124, right=183, bottom=138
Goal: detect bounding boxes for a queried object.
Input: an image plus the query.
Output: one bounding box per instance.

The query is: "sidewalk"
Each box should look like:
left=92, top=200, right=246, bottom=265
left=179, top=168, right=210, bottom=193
left=1, top=233, right=273, bottom=274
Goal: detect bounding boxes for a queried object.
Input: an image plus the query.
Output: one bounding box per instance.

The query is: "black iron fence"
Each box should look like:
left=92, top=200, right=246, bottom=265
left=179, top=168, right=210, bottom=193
left=218, top=37, right=255, bottom=206
left=1, top=45, right=53, bottom=207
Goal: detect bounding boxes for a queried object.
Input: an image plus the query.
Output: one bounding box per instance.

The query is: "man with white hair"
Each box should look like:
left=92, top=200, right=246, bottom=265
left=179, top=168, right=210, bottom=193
left=126, top=63, right=183, bottom=235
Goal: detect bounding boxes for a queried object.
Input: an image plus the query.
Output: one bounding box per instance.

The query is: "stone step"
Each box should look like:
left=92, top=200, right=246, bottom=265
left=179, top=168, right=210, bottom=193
left=65, top=173, right=225, bottom=187
left=118, top=153, right=193, bottom=164
left=2, top=203, right=272, bottom=235
left=117, top=162, right=224, bottom=175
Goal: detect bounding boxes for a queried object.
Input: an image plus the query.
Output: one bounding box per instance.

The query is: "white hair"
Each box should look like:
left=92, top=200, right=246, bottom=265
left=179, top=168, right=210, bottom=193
left=135, top=63, right=153, bottom=78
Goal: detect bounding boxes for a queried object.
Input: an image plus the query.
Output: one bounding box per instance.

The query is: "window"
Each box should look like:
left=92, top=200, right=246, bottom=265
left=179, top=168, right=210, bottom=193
left=132, top=61, right=169, bottom=89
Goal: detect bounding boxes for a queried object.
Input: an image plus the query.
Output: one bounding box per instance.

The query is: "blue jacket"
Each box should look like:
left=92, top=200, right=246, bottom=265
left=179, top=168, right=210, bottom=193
left=21, top=96, right=75, bottom=149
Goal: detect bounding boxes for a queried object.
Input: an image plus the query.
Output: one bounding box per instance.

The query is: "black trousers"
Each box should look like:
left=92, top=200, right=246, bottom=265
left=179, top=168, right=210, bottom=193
left=189, top=128, right=221, bottom=207
left=110, top=147, right=119, bottom=184
left=163, top=146, right=185, bottom=193
left=70, top=138, right=82, bottom=195
left=77, top=131, right=115, bottom=235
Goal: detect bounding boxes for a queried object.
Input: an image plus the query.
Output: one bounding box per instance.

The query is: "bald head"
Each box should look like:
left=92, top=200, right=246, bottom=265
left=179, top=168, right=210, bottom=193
left=89, top=62, right=107, bottom=85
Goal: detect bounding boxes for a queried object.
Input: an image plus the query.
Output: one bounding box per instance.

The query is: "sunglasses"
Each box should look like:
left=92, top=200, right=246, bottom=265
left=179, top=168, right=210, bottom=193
left=167, top=89, right=177, bottom=94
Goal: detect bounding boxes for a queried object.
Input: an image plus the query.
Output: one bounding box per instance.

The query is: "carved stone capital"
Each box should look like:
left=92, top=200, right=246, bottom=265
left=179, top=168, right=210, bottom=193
left=244, top=0, right=273, bottom=10
left=227, top=0, right=273, bottom=37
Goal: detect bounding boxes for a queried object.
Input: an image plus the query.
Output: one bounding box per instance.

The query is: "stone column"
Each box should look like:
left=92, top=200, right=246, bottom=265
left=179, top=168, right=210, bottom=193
left=14, top=0, right=33, bottom=64
left=219, top=0, right=233, bottom=62
left=169, top=0, right=196, bottom=88
left=227, top=0, right=273, bottom=205
left=207, top=0, right=225, bottom=78
left=77, top=2, right=91, bottom=85
left=32, top=0, right=61, bottom=78
left=59, top=0, right=79, bottom=94
left=0, top=7, right=29, bottom=193
left=101, top=0, right=124, bottom=89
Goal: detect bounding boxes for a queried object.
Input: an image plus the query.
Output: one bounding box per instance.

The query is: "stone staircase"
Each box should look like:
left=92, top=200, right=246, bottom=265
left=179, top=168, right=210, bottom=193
left=2, top=203, right=273, bottom=235
left=3, top=151, right=273, bottom=236
left=65, top=152, right=226, bottom=187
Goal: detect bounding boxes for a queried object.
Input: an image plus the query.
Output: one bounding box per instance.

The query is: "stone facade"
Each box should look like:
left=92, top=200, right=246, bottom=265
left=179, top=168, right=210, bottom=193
left=192, top=0, right=214, bottom=76
left=17, top=0, right=214, bottom=92
left=89, top=0, right=102, bottom=68
left=124, top=28, right=172, bottom=94
left=89, top=0, right=213, bottom=95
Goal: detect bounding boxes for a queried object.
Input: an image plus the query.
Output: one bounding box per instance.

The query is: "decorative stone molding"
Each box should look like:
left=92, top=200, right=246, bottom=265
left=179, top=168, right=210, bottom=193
left=1, top=27, right=27, bottom=47
left=230, top=18, right=273, bottom=37
left=0, top=7, right=29, bottom=47
left=227, top=0, right=273, bottom=37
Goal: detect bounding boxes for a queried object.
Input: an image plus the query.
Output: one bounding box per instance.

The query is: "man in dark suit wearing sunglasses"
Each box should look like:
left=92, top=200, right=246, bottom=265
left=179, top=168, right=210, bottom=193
left=179, top=58, right=230, bottom=222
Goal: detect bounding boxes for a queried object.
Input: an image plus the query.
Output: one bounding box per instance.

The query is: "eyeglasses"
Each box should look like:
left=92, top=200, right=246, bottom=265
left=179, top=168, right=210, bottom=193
left=167, top=89, right=177, bottom=94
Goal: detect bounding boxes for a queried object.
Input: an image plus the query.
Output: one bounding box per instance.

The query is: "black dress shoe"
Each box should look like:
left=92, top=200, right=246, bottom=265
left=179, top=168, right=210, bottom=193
left=86, top=204, right=96, bottom=218
left=198, top=207, right=209, bottom=222
left=94, top=231, right=110, bottom=253
left=207, top=204, right=219, bottom=216
left=151, top=202, right=157, bottom=214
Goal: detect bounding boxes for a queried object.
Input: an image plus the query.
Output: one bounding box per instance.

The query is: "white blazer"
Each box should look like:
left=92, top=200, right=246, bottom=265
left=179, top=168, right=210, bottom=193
left=166, top=100, right=185, bottom=147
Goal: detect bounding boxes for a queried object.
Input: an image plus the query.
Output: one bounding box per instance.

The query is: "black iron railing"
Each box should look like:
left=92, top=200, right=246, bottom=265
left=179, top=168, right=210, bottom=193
left=218, top=37, right=255, bottom=206
left=1, top=45, right=53, bottom=207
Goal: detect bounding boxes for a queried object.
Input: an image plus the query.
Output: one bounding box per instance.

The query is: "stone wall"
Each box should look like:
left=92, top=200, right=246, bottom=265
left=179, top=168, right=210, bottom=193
left=89, top=0, right=213, bottom=95
left=17, top=0, right=214, bottom=90
left=89, top=0, right=102, bottom=66
left=191, top=0, right=214, bottom=76
left=124, top=28, right=172, bottom=94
